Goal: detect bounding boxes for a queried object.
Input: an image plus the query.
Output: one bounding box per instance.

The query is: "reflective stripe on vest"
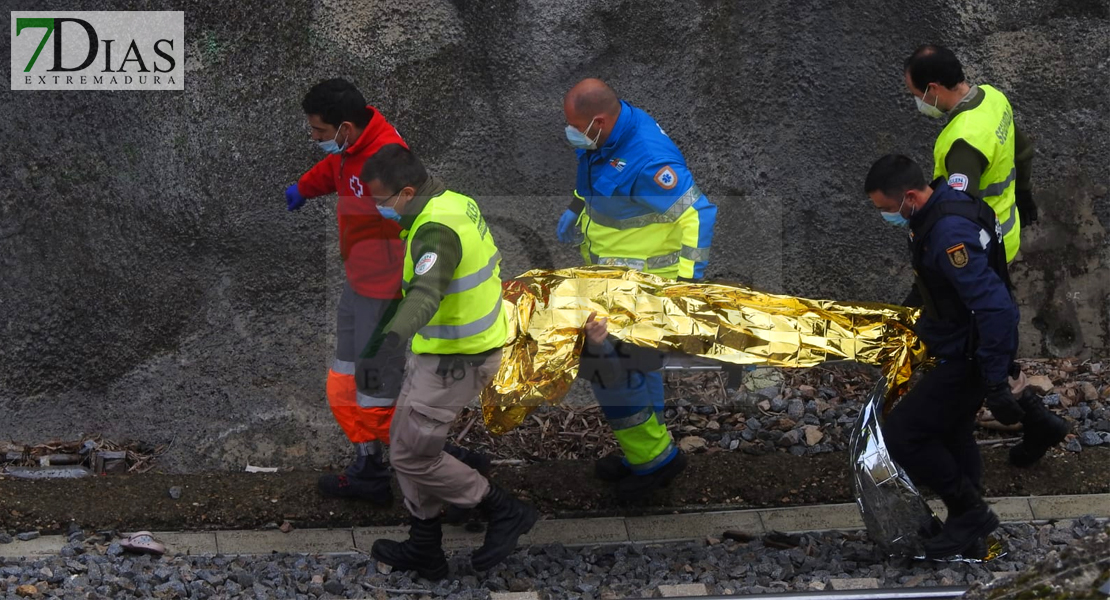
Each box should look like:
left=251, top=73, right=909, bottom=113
left=680, top=245, right=710, bottom=262
left=418, top=297, right=503, bottom=340
left=579, top=182, right=707, bottom=279
left=403, top=190, right=507, bottom=355
left=933, top=84, right=1020, bottom=262
left=587, top=185, right=701, bottom=230
left=444, top=251, right=501, bottom=295
left=590, top=251, right=679, bottom=271
left=999, top=202, right=1017, bottom=237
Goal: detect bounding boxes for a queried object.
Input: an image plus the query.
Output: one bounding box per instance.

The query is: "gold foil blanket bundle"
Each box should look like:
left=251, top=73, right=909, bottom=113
left=480, top=266, right=926, bottom=434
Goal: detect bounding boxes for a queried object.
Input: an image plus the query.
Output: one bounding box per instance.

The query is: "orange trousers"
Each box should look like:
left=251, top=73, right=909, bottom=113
left=329, top=284, right=397, bottom=443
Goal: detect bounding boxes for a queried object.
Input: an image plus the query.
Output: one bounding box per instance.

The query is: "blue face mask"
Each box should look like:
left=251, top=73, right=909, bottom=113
left=565, top=118, right=600, bottom=150
left=316, top=125, right=348, bottom=154
left=376, top=191, right=403, bottom=222
left=378, top=206, right=401, bottom=222
left=881, top=193, right=911, bottom=227
left=881, top=211, right=909, bottom=227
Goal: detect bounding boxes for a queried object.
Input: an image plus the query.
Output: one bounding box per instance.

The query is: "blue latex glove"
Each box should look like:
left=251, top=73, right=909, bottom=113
left=556, top=209, right=581, bottom=244
left=285, top=183, right=306, bottom=211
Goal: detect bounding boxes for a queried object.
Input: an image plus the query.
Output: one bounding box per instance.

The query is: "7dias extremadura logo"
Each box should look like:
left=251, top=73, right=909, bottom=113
left=10, top=11, right=184, bottom=91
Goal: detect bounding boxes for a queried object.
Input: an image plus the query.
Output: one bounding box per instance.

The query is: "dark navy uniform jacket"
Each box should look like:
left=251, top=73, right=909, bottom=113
left=909, top=180, right=1019, bottom=385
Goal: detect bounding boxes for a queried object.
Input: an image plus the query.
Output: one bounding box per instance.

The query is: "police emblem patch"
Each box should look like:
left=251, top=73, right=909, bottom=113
left=414, top=252, right=437, bottom=275
left=654, top=166, right=678, bottom=190
left=946, top=243, right=969, bottom=268
left=947, top=173, right=969, bottom=191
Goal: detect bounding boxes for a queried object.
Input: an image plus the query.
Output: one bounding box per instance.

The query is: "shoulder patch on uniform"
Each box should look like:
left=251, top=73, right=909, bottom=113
left=414, top=252, right=437, bottom=275
left=946, top=243, right=969, bottom=268
left=653, top=166, right=678, bottom=190
left=947, top=173, right=969, bottom=191
left=978, top=228, right=990, bottom=250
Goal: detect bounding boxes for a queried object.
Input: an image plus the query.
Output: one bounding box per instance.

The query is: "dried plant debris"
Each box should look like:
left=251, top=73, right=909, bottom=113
left=461, top=358, right=1108, bottom=462
left=0, top=436, right=167, bottom=477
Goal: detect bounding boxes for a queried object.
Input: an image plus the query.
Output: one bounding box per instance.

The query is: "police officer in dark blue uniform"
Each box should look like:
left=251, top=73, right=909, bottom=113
left=864, top=154, right=1026, bottom=559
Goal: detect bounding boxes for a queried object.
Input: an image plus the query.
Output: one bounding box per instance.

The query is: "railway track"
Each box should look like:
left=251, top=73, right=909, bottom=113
left=626, top=586, right=968, bottom=600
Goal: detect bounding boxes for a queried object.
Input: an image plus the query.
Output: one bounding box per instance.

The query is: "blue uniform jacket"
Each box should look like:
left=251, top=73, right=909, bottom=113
left=574, top=101, right=717, bottom=279
left=910, top=181, right=1019, bottom=384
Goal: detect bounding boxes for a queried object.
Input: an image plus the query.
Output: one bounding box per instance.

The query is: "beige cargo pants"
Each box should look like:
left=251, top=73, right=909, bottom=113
left=389, top=350, right=502, bottom=519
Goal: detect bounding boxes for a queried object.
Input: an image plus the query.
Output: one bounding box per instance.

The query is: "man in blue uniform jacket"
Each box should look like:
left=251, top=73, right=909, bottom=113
left=556, top=79, right=718, bottom=500
left=864, top=154, right=1025, bottom=559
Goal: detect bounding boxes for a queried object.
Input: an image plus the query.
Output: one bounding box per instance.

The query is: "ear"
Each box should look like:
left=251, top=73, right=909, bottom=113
left=908, top=188, right=928, bottom=207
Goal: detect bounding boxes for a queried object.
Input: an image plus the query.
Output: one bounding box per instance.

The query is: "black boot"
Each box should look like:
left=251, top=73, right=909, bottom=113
left=963, top=537, right=989, bottom=561
left=1009, top=390, right=1070, bottom=467
left=444, top=444, right=492, bottom=476
left=318, top=444, right=393, bottom=505
left=924, top=485, right=1000, bottom=560
left=595, top=454, right=632, bottom=482
left=443, top=445, right=492, bottom=525
left=371, top=516, right=449, bottom=579
left=614, top=449, right=688, bottom=502
left=472, top=485, right=538, bottom=571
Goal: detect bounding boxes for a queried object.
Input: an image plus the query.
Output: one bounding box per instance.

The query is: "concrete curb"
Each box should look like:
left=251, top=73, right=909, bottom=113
left=1, top=493, right=1106, bottom=559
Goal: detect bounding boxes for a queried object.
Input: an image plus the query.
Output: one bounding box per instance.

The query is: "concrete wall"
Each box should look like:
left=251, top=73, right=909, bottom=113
left=1, top=0, right=1107, bottom=470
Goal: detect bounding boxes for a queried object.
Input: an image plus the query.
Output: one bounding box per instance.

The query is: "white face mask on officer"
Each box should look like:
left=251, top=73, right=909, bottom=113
left=915, top=86, right=945, bottom=119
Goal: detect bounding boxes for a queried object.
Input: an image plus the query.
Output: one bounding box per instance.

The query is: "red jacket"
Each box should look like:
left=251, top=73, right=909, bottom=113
left=297, top=106, right=406, bottom=299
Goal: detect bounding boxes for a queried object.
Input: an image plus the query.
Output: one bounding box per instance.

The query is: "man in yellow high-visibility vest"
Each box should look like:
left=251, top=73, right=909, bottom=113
left=904, top=44, right=1037, bottom=262
left=354, top=144, right=536, bottom=578
left=903, top=45, right=1067, bottom=468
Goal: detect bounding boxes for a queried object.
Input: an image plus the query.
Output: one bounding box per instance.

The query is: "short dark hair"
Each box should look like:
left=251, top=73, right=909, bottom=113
left=362, top=144, right=428, bottom=193
left=903, top=44, right=966, bottom=91
left=301, top=78, right=370, bottom=128
left=864, top=154, right=927, bottom=199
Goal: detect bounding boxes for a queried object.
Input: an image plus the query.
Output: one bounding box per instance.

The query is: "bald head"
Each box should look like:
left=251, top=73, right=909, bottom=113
left=565, top=78, right=621, bottom=119
left=563, top=78, right=622, bottom=149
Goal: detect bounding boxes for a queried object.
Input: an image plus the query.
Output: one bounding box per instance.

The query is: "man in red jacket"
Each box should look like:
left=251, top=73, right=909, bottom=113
left=285, top=79, right=406, bottom=502
left=286, top=79, right=492, bottom=505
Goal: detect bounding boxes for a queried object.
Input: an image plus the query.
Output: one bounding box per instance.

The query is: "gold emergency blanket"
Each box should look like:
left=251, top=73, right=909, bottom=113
left=481, top=266, right=926, bottom=434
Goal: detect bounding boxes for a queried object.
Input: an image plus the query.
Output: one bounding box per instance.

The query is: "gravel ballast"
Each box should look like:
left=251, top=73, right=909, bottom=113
left=0, top=518, right=1105, bottom=599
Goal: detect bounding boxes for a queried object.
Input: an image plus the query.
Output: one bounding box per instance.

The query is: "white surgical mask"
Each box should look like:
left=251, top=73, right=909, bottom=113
left=565, top=118, right=601, bottom=150
left=316, top=125, right=348, bottom=154
left=915, top=87, right=945, bottom=119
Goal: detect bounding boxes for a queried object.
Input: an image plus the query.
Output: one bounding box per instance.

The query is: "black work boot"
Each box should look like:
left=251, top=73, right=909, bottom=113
left=472, top=485, right=538, bottom=571
left=917, top=516, right=943, bottom=540
left=594, top=454, right=632, bottom=482
left=614, top=449, right=688, bottom=502
left=444, top=444, right=492, bottom=476
left=963, top=537, right=990, bottom=561
left=318, top=443, right=393, bottom=505
left=924, top=491, right=1000, bottom=560
left=1009, top=390, right=1070, bottom=467
left=443, top=445, right=493, bottom=525
left=371, top=516, right=449, bottom=579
